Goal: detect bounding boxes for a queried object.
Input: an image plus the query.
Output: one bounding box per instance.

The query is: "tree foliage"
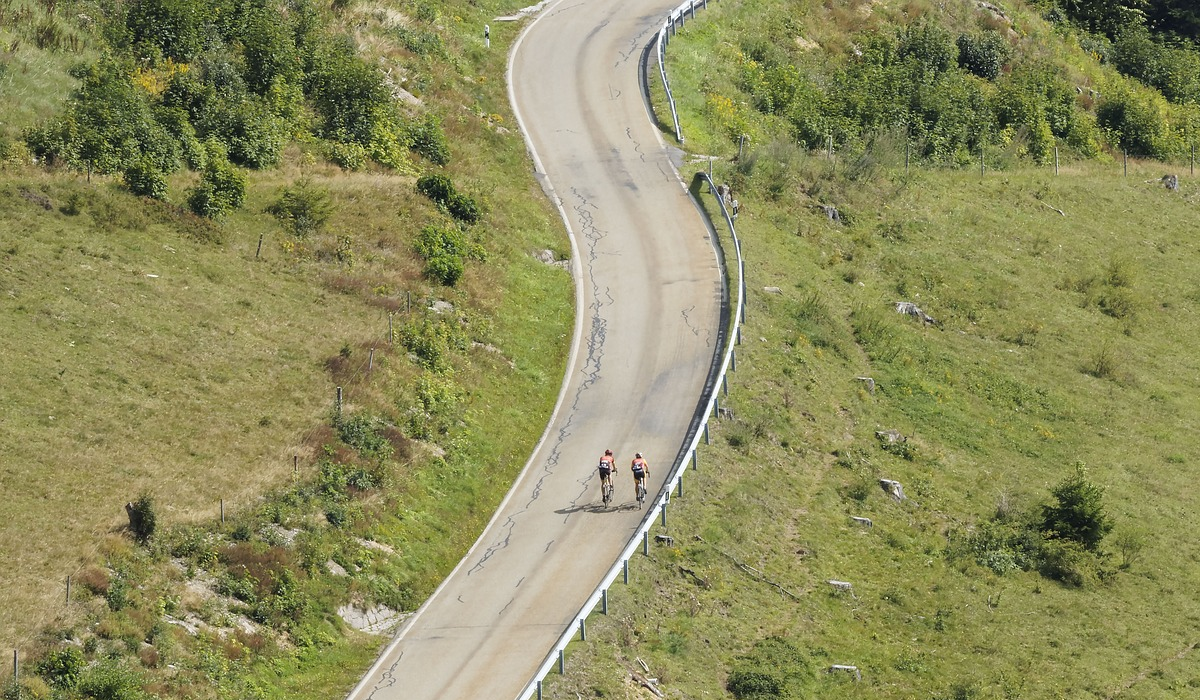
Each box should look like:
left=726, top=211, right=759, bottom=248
left=1041, top=463, right=1113, bottom=552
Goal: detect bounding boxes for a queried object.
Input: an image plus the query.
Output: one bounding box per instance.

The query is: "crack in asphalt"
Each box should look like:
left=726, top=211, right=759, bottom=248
left=465, top=187, right=613, bottom=572
left=499, top=597, right=515, bottom=616
left=616, top=22, right=654, bottom=66
left=626, top=127, right=647, bottom=163
left=680, top=304, right=700, bottom=337
left=516, top=576, right=525, bottom=588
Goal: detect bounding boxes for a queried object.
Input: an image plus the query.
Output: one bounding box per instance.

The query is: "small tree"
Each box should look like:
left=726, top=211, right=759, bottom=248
left=1041, top=463, right=1113, bottom=552
left=268, top=178, right=334, bottom=238
left=125, top=493, right=157, bottom=544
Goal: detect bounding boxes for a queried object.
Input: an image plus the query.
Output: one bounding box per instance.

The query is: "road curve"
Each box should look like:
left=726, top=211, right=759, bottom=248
left=346, top=1, right=722, bottom=698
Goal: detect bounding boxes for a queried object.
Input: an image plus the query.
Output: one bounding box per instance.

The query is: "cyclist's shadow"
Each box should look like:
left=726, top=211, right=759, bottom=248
left=555, top=501, right=640, bottom=515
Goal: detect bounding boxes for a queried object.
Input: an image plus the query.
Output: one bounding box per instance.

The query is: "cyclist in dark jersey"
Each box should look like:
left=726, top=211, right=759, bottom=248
left=630, top=452, right=649, bottom=499
left=598, top=449, right=616, bottom=492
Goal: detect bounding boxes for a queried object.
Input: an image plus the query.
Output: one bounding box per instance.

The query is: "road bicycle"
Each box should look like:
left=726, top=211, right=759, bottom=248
left=601, top=479, right=614, bottom=508
left=636, top=479, right=646, bottom=508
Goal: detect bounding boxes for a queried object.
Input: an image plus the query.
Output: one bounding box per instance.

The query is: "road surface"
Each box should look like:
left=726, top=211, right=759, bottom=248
left=347, top=1, right=722, bottom=697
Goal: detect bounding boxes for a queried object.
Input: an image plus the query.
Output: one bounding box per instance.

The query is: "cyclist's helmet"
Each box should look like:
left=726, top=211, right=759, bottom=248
left=605, top=449, right=613, bottom=456
left=635, top=452, right=643, bottom=458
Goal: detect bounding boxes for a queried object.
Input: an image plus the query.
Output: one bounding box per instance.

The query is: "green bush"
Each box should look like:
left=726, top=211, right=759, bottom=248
left=36, top=648, right=85, bottom=690
left=335, top=413, right=394, bottom=462
left=726, top=637, right=813, bottom=699
left=76, top=661, right=147, bottom=700
left=187, top=142, right=247, bottom=218
left=897, top=21, right=958, bottom=76
left=956, top=31, right=1010, bottom=80
left=326, top=139, right=369, bottom=170
left=268, top=178, right=334, bottom=238
left=127, top=493, right=157, bottom=543
left=1041, top=463, right=1113, bottom=551
left=415, top=224, right=468, bottom=285
left=1097, top=86, right=1174, bottom=158
left=447, top=192, right=483, bottom=225
left=416, top=173, right=455, bottom=205
left=408, top=113, right=451, bottom=165
left=123, top=159, right=169, bottom=200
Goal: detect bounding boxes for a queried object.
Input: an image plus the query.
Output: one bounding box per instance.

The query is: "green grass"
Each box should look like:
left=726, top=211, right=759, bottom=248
left=0, top=1, right=573, bottom=693
left=545, top=1, right=1200, bottom=698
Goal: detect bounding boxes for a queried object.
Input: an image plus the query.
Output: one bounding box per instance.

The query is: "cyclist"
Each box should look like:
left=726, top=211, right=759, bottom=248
left=630, top=452, right=649, bottom=500
left=598, top=449, right=616, bottom=495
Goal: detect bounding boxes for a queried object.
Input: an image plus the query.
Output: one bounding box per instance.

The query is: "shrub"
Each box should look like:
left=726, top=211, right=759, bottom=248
left=268, top=178, right=334, bottom=238
left=897, top=21, right=958, bottom=75
left=36, top=647, right=85, bottom=690
left=447, top=192, right=483, bottom=225
left=187, top=142, right=246, bottom=219
left=123, top=159, right=169, bottom=200
left=1097, top=86, right=1174, bottom=158
left=126, top=494, right=157, bottom=543
left=335, top=413, right=394, bottom=462
left=726, top=636, right=813, bottom=699
left=1041, top=463, right=1113, bottom=551
left=416, top=173, right=454, bottom=206
left=956, top=31, right=1010, bottom=80
left=76, top=661, right=147, bottom=700
left=415, top=224, right=468, bottom=285
left=408, top=113, right=451, bottom=165
left=326, top=139, right=369, bottom=170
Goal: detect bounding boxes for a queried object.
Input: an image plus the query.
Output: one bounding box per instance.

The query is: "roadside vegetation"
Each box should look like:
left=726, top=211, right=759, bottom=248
left=1, top=0, right=571, bottom=698
left=550, top=0, right=1200, bottom=698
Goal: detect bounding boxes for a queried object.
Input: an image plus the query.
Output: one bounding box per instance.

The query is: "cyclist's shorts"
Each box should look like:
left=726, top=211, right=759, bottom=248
left=599, top=466, right=612, bottom=478
left=633, top=468, right=645, bottom=480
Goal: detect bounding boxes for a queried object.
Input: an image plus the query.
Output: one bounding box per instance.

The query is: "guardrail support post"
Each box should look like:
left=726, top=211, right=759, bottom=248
left=623, top=559, right=629, bottom=584
left=723, top=376, right=729, bottom=396
left=643, top=531, right=649, bottom=556
left=678, top=474, right=683, bottom=498
left=692, top=452, right=698, bottom=470
left=737, top=326, right=742, bottom=345
left=704, top=422, right=710, bottom=444
left=537, top=680, right=543, bottom=700
left=602, top=589, right=608, bottom=615
left=731, top=350, right=737, bottom=371
left=558, top=650, right=565, bottom=674
left=690, top=1, right=695, bottom=19
left=580, top=618, right=586, bottom=641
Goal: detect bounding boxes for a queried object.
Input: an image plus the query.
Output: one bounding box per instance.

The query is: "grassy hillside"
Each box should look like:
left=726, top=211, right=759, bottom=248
left=0, top=0, right=572, bottom=696
left=547, top=1, right=1200, bottom=699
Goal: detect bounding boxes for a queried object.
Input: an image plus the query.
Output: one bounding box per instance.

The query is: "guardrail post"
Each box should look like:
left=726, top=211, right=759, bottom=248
left=537, top=680, right=543, bottom=700
left=737, top=326, right=742, bottom=345
left=690, top=1, right=695, bottom=19
left=732, top=349, right=737, bottom=371
left=623, top=559, right=629, bottom=583
left=692, top=452, right=698, bottom=470
left=580, top=618, right=586, bottom=641
left=678, top=473, right=683, bottom=498
left=704, top=422, right=710, bottom=444
left=661, top=502, right=668, bottom=527
left=558, top=649, right=565, bottom=674
left=602, top=589, right=608, bottom=615
left=714, top=396, right=720, bottom=416
left=723, top=376, right=729, bottom=396
left=643, top=531, right=649, bottom=556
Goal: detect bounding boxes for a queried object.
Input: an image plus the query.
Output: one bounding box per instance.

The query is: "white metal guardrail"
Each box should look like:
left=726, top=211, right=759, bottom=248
left=656, top=0, right=713, bottom=144
left=515, top=5, right=742, bottom=684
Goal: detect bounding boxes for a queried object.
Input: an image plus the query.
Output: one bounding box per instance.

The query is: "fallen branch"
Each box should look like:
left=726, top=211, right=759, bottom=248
left=679, top=565, right=710, bottom=589
left=694, top=535, right=802, bottom=601
left=631, top=671, right=665, bottom=697
left=1041, top=201, right=1065, bottom=216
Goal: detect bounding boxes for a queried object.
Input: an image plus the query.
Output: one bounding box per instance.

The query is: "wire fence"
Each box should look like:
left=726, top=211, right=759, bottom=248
left=3, top=290, right=429, bottom=687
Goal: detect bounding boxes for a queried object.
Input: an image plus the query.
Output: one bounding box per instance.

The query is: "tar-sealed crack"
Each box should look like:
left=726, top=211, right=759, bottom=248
left=465, top=186, right=613, bottom=572
left=616, top=23, right=655, bottom=67
left=626, top=127, right=647, bottom=163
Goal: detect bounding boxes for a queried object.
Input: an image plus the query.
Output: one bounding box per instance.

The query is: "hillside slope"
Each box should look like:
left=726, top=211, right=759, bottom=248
left=547, top=0, right=1200, bottom=698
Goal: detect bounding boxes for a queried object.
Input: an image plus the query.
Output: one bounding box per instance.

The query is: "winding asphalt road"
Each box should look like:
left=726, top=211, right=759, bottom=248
left=346, top=1, right=722, bottom=698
